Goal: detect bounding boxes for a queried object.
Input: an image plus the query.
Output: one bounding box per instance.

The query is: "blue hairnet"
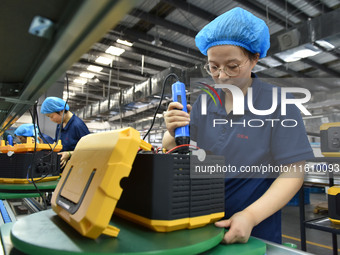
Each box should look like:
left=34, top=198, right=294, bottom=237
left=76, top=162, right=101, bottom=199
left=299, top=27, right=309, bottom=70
left=41, top=97, right=69, bottom=114
left=14, top=124, right=39, bottom=137
left=195, top=7, right=270, bottom=58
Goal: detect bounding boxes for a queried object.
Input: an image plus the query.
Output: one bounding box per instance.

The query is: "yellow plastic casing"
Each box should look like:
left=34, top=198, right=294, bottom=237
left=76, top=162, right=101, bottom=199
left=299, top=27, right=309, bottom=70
left=0, top=176, right=59, bottom=184
left=115, top=208, right=224, bottom=232
left=328, top=186, right=340, bottom=196
left=51, top=127, right=151, bottom=239
left=320, top=122, right=340, bottom=131
left=0, top=138, right=62, bottom=153
left=320, top=122, right=340, bottom=157
left=328, top=186, right=340, bottom=224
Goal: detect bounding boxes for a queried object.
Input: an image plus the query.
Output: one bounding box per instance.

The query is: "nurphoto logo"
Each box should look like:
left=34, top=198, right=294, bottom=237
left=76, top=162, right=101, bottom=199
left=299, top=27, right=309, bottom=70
left=198, top=83, right=311, bottom=128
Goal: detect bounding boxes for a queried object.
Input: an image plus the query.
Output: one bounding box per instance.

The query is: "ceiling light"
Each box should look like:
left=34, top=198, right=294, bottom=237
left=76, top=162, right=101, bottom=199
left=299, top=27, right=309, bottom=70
left=151, top=38, right=162, bottom=46
left=105, top=46, right=125, bottom=56
left=63, top=91, right=75, bottom=97
left=258, top=57, right=282, bottom=67
left=95, top=56, right=113, bottom=65
left=116, top=39, right=133, bottom=47
left=87, top=65, right=103, bottom=72
left=74, top=78, right=87, bottom=85
left=80, top=72, right=95, bottom=79
left=252, top=65, right=267, bottom=72
left=275, top=44, right=321, bottom=63
left=315, top=39, right=335, bottom=50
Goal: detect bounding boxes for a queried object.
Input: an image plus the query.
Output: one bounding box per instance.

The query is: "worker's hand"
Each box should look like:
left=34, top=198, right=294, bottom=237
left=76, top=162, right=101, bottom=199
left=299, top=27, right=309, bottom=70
left=214, top=210, right=256, bottom=244
left=58, top=151, right=71, bottom=168
left=38, top=136, right=43, bottom=144
left=163, top=102, right=192, bottom=137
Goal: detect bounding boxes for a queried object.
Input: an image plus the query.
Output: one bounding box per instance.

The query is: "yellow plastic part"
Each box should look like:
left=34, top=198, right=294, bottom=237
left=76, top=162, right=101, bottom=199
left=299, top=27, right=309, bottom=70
left=328, top=187, right=340, bottom=224
left=0, top=138, right=62, bottom=153
left=0, top=116, right=18, bottom=137
left=51, top=127, right=151, bottom=239
left=329, top=218, right=340, bottom=224
left=328, top=186, right=340, bottom=196
left=320, top=122, right=340, bottom=157
left=322, top=152, right=340, bottom=157
left=320, top=122, right=340, bottom=130
left=0, top=176, right=59, bottom=184
left=114, top=208, right=224, bottom=232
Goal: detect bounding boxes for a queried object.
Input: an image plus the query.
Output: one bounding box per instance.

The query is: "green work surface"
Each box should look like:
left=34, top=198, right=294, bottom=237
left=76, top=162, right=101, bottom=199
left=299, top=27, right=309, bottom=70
left=0, top=223, right=25, bottom=255
left=0, top=180, right=59, bottom=191
left=202, top=237, right=266, bottom=255
left=10, top=209, right=224, bottom=255
left=0, top=192, right=42, bottom=199
left=0, top=180, right=58, bottom=199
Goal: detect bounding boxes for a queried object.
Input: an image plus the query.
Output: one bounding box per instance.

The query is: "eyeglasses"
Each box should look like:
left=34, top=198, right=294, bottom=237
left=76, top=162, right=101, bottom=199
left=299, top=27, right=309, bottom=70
left=204, top=59, right=249, bottom=77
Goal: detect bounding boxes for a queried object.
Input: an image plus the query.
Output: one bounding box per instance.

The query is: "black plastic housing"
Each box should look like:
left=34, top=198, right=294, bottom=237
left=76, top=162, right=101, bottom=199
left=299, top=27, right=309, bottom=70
left=0, top=151, right=61, bottom=178
left=116, top=154, right=225, bottom=220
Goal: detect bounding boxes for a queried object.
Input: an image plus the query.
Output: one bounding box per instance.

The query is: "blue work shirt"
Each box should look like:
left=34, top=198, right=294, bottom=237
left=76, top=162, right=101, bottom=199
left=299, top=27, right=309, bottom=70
left=55, top=114, right=90, bottom=151
left=39, top=133, right=54, bottom=144
left=190, top=75, right=314, bottom=243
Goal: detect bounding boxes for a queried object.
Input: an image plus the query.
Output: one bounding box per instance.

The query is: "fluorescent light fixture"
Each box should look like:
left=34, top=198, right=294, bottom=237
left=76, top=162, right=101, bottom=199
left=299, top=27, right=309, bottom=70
left=105, top=46, right=125, bottom=56
left=258, top=56, right=282, bottom=67
left=80, top=72, right=95, bottom=79
left=275, top=44, right=321, bottom=63
left=117, top=39, right=133, bottom=47
left=87, top=65, right=103, bottom=72
left=63, top=91, right=75, bottom=97
left=252, top=64, right=267, bottom=73
left=74, top=78, right=87, bottom=85
left=63, top=91, right=76, bottom=100
left=315, top=39, right=335, bottom=50
left=95, top=56, right=113, bottom=65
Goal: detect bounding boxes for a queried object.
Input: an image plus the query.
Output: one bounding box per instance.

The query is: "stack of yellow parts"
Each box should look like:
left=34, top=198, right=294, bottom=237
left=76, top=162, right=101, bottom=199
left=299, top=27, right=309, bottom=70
left=51, top=127, right=152, bottom=239
left=0, top=138, right=62, bottom=153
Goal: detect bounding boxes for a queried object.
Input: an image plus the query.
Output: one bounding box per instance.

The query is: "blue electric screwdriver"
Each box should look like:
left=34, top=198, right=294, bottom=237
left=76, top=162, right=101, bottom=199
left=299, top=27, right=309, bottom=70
left=7, top=135, right=13, bottom=146
left=172, top=81, right=190, bottom=152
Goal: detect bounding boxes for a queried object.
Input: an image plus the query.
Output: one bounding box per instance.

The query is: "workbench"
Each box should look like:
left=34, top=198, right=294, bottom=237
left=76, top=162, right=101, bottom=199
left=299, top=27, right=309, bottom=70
left=0, top=209, right=313, bottom=255
left=0, top=180, right=59, bottom=199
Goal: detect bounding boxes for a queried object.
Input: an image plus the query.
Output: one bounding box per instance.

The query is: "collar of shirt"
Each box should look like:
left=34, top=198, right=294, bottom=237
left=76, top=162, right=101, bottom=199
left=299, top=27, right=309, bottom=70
left=59, top=113, right=75, bottom=131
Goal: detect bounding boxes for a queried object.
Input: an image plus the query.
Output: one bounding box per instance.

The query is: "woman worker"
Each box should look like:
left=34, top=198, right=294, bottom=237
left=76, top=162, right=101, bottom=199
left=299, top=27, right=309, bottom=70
left=41, top=97, right=90, bottom=168
left=163, top=7, right=314, bottom=244
left=14, top=123, right=54, bottom=144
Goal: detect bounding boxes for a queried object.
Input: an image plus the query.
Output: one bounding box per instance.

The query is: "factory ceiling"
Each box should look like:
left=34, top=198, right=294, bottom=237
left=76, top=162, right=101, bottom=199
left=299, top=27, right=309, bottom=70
left=1, top=0, right=340, bottom=134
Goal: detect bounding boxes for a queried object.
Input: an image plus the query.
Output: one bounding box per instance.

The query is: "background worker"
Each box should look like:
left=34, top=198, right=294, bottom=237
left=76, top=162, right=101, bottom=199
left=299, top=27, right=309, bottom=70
left=41, top=97, right=90, bottom=168
left=14, top=123, right=54, bottom=144
left=163, top=7, right=314, bottom=244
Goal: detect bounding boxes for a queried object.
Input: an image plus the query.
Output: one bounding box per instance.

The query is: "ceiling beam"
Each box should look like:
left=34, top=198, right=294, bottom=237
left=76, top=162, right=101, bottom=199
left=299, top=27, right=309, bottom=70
left=77, top=57, right=160, bottom=78
left=300, top=58, right=340, bottom=77
left=130, top=8, right=197, bottom=37
left=241, top=0, right=296, bottom=27
left=101, top=46, right=193, bottom=68
left=268, top=8, right=340, bottom=56
left=94, top=40, right=188, bottom=71
left=66, top=71, right=132, bottom=88
left=111, top=26, right=203, bottom=59
left=77, top=58, right=148, bottom=82
left=161, top=0, right=216, bottom=21
left=102, top=32, right=203, bottom=62
left=268, top=0, right=310, bottom=21
left=271, top=55, right=335, bottom=90
left=314, top=42, right=340, bottom=59
left=303, top=0, right=333, bottom=13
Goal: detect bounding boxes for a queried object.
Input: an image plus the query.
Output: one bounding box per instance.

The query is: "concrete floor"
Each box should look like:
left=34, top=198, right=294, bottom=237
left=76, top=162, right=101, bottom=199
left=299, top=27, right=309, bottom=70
left=282, top=192, right=339, bottom=255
